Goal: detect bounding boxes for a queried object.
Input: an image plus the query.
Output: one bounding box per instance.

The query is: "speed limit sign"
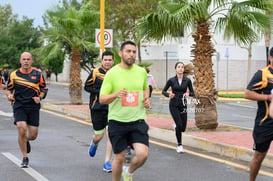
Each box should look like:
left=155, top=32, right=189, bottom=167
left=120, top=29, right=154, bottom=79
left=95, top=29, right=113, bottom=48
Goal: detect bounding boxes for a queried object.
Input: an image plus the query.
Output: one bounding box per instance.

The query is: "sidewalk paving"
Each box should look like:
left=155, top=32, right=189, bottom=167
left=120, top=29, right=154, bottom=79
left=42, top=101, right=273, bottom=169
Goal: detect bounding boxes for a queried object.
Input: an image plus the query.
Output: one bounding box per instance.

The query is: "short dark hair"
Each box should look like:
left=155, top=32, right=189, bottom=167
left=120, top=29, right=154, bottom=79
left=270, top=47, right=273, bottom=57
left=102, top=50, right=114, bottom=59
left=175, top=62, right=184, bottom=69
left=120, top=40, right=136, bottom=51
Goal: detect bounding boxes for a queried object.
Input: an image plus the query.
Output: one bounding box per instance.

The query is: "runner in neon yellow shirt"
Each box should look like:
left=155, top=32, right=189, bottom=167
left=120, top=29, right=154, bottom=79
left=100, top=64, right=148, bottom=122
left=100, top=41, right=150, bottom=181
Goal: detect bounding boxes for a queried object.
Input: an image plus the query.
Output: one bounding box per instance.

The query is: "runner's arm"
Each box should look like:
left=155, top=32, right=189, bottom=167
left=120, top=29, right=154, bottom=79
left=244, top=89, right=271, bottom=101
left=100, top=88, right=127, bottom=105
left=143, top=88, right=150, bottom=109
left=269, top=98, right=273, bottom=118
left=6, top=89, right=14, bottom=102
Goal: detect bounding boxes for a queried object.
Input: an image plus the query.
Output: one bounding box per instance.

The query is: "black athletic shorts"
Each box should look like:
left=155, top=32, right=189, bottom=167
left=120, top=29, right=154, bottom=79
left=108, top=119, right=149, bottom=154
left=90, top=109, right=108, bottom=131
left=253, top=139, right=273, bottom=153
left=14, top=107, right=39, bottom=127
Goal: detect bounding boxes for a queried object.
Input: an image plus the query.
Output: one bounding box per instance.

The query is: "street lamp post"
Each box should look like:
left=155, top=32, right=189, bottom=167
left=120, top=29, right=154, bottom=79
left=224, top=48, right=229, bottom=95
left=165, top=51, right=168, bottom=82
left=100, top=0, right=105, bottom=55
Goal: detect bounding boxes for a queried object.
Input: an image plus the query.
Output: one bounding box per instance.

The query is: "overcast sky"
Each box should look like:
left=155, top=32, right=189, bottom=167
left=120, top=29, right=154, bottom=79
left=0, top=0, right=60, bottom=27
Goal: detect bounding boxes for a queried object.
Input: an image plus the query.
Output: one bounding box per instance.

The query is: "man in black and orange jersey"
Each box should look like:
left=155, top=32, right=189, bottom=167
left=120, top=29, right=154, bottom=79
left=84, top=50, right=114, bottom=173
left=6, top=52, right=47, bottom=168
left=245, top=47, right=273, bottom=181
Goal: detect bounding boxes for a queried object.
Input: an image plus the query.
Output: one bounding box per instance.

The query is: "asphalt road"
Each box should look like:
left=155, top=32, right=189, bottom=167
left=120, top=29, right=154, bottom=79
left=0, top=84, right=271, bottom=181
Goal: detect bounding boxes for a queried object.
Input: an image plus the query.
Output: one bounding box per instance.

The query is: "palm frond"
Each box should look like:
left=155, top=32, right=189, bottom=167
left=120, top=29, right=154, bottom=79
left=215, top=1, right=272, bottom=45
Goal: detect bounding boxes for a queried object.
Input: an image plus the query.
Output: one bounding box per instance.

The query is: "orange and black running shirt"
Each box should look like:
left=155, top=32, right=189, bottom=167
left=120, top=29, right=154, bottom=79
left=247, top=65, right=273, bottom=143
left=7, top=67, right=47, bottom=109
left=84, top=66, right=108, bottom=111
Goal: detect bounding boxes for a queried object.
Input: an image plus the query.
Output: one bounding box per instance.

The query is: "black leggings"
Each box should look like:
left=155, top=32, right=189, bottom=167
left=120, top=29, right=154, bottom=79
left=169, top=104, right=187, bottom=145
left=149, top=85, right=153, bottom=97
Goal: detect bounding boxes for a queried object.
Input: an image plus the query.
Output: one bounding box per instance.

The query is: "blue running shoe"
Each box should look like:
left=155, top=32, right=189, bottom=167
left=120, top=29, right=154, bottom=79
left=88, top=140, right=97, bottom=157
left=103, top=161, right=112, bottom=173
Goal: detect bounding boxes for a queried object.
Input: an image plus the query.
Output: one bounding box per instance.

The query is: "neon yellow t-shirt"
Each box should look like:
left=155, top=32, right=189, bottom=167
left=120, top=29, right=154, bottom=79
left=100, top=64, right=149, bottom=122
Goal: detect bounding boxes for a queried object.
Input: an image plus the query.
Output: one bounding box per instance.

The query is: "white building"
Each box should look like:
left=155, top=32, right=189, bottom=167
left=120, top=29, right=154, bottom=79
left=53, top=34, right=273, bottom=91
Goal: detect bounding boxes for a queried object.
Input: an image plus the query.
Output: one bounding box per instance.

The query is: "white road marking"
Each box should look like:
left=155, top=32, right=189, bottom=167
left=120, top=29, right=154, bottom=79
left=0, top=110, right=13, bottom=117
left=2, top=152, right=49, bottom=181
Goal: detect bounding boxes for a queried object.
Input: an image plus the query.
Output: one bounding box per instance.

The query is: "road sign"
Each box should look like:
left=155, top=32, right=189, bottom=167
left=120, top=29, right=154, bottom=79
left=164, top=51, right=178, bottom=57
left=95, top=29, right=113, bottom=48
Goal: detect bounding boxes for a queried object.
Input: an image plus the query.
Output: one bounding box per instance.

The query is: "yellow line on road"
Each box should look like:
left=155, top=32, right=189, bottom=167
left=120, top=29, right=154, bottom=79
left=149, top=140, right=273, bottom=178
left=41, top=109, right=92, bottom=126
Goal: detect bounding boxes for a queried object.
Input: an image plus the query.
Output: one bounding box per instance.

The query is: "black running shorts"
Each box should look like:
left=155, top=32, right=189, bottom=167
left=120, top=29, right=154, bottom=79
left=253, top=139, right=273, bottom=153
left=14, top=107, right=39, bottom=127
left=90, top=109, right=108, bottom=131
left=108, top=120, right=149, bottom=154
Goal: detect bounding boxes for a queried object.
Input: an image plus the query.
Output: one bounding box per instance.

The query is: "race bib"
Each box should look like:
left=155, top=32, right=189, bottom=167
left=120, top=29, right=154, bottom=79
left=122, top=92, right=139, bottom=107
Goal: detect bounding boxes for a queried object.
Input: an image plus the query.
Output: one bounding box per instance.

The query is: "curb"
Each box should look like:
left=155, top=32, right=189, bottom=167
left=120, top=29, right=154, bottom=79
left=42, top=102, right=273, bottom=169
left=42, top=102, right=90, bottom=121
left=149, top=127, right=273, bottom=168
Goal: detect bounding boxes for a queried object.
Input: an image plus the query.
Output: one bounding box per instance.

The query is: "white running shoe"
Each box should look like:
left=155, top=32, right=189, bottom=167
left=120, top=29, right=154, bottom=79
left=176, top=145, right=184, bottom=153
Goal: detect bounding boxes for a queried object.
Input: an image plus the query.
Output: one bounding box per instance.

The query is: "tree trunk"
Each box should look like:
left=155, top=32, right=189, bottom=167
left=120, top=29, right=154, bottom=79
left=246, top=42, right=252, bottom=84
left=137, top=42, right=142, bottom=63
left=265, top=10, right=271, bottom=65
left=55, top=73, right=58, bottom=82
left=69, top=48, right=82, bottom=104
left=192, top=21, right=218, bottom=129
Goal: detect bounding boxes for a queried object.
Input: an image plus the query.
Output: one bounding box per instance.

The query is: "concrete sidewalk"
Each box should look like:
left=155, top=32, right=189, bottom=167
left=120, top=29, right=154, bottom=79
left=42, top=102, right=273, bottom=169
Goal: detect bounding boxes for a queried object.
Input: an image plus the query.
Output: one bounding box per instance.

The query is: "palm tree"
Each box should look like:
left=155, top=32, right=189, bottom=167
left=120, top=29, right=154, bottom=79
left=42, top=2, right=99, bottom=104
left=264, top=11, right=272, bottom=65
left=138, top=0, right=273, bottom=129
left=38, top=43, right=65, bottom=82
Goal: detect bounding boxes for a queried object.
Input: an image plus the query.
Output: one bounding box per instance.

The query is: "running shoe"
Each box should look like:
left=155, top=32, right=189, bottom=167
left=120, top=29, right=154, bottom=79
left=21, top=157, right=29, bottom=168
left=26, top=141, right=31, bottom=153
left=88, top=140, right=97, bottom=157
left=103, top=161, right=112, bottom=173
left=122, top=166, right=133, bottom=181
left=176, top=145, right=184, bottom=153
